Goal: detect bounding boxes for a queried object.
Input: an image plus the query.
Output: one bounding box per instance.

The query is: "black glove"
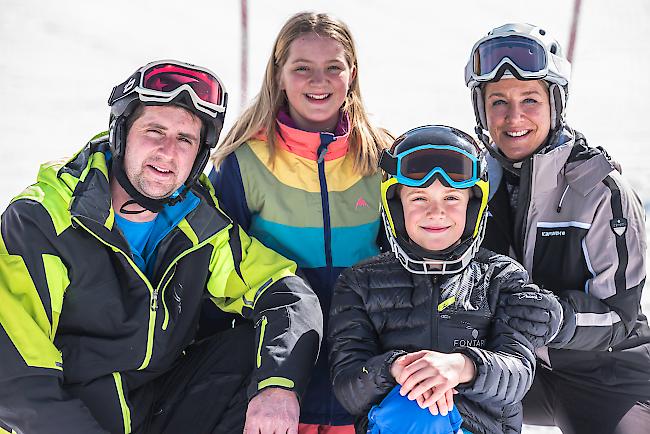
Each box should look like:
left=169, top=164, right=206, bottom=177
left=497, top=290, right=565, bottom=348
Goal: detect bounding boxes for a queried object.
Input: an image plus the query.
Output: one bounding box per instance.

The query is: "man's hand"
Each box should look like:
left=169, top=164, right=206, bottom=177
left=244, top=388, right=299, bottom=434
left=497, top=290, right=564, bottom=348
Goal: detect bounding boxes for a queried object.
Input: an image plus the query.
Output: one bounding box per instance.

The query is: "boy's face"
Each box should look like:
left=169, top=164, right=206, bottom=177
left=399, top=180, right=469, bottom=252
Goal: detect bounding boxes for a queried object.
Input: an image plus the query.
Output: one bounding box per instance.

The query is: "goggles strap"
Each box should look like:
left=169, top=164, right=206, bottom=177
left=379, top=150, right=398, bottom=175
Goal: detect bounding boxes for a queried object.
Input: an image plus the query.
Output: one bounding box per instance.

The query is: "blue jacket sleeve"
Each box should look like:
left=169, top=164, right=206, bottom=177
left=209, top=153, right=252, bottom=231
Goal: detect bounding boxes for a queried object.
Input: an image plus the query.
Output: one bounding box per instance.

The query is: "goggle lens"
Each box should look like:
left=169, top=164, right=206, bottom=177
left=379, top=145, right=479, bottom=188
left=142, top=63, right=224, bottom=107
left=473, top=35, right=547, bottom=77
left=400, top=147, right=475, bottom=183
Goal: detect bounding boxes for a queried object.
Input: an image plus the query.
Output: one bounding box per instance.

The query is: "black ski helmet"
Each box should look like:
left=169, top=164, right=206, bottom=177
left=380, top=125, right=489, bottom=274
left=108, top=60, right=228, bottom=212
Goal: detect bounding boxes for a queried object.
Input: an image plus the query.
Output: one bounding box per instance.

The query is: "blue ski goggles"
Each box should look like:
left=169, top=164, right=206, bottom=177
left=465, top=34, right=550, bottom=84
left=380, top=144, right=479, bottom=188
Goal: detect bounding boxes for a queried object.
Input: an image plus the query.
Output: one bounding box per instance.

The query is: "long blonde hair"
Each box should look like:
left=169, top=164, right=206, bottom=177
left=211, top=11, right=392, bottom=176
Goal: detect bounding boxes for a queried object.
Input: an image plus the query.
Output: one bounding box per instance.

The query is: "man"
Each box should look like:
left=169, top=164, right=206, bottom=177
left=0, top=60, right=322, bottom=434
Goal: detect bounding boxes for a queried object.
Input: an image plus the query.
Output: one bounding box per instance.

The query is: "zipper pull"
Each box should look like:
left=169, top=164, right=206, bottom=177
left=317, top=133, right=336, bottom=163
left=255, top=314, right=267, bottom=328
left=151, top=288, right=159, bottom=311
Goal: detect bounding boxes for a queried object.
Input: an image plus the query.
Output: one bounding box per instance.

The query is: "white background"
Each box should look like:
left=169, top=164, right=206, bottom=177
left=1, top=2, right=649, bottom=432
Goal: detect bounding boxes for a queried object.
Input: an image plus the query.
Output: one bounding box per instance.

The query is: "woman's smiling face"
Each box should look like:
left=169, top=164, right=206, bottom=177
left=484, top=78, right=551, bottom=161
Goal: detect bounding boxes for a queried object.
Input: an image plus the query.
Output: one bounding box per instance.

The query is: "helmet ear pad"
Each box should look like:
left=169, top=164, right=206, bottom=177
left=109, top=97, right=142, bottom=160
left=385, top=184, right=407, bottom=241
left=463, top=187, right=482, bottom=240
left=472, top=86, right=488, bottom=131
left=109, top=116, right=125, bottom=159
left=548, top=82, right=566, bottom=131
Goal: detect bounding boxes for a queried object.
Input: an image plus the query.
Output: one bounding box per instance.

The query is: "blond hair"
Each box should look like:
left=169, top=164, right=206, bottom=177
left=211, top=11, right=392, bottom=176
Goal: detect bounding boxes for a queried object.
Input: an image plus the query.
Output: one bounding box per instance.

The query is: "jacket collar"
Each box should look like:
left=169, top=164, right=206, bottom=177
left=261, top=110, right=351, bottom=161
left=486, top=128, right=616, bottom=198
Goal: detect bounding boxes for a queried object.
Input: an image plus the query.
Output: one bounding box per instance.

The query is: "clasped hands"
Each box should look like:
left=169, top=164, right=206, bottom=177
left=390, top=350, right=475, bottom=416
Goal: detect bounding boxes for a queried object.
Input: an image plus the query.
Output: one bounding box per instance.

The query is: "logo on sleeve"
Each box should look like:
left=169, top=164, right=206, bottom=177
left=610, top=217, right=627, bottom=236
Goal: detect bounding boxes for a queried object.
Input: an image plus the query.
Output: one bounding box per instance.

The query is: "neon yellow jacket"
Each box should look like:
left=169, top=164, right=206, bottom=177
left=0, top=136, right=322, bottom=433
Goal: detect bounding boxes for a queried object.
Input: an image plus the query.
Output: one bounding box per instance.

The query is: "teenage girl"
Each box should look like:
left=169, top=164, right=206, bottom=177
left=205, top=11, right=393, bottom=434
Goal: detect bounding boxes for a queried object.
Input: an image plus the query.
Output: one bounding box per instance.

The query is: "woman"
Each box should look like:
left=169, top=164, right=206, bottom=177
left=464, top=23, right=650, bottom=433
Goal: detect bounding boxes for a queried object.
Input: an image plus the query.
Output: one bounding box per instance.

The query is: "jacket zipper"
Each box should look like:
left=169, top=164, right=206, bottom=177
left=73, top=216, right=158, bottom=370
left=431, top=276, right=440, bottom=349
left=255, top=315, right=268, bottom=368
left=72, top=216, right=223, bottom=368
left=317, top=133, right=337, bottom=422
left=317, top=133, right=335, bottom=268
left=513, top=159, right=534, bottom=264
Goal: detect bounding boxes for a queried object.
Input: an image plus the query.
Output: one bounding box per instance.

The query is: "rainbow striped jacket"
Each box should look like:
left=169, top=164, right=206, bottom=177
left=208, top=117, right=382, bottom=425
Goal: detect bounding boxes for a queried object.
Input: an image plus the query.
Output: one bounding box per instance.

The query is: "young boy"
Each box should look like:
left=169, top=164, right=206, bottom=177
left=328, top=125, right=562, bottom=434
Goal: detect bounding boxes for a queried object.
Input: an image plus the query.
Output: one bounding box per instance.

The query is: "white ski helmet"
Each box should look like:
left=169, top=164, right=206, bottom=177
left=465, top=23, right=571, bottom=140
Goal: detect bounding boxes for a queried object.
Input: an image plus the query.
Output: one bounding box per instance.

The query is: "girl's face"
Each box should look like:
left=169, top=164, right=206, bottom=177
left=484, top=78, right=551, bottom=161
left=399, top=180, right=469, bottom=252
left=278, top=32, right=356, bottom=133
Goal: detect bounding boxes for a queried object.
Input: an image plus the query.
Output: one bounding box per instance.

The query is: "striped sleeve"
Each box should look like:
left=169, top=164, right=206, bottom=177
left=209, top=152, right=252, bottom=231
left=206, top=224, right=322, bottom=399
left=553, top=173, right=647, bottom=350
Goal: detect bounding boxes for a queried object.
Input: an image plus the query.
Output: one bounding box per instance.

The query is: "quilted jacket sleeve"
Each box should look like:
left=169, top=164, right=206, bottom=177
left=328, top=267, right=405, bottom=415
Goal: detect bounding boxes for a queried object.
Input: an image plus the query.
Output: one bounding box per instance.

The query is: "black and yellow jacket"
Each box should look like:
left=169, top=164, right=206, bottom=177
left=0, top=136, right=322, bottom=433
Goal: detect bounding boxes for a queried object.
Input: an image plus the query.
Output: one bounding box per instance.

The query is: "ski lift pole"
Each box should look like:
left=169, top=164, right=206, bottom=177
left=567, top=0, right=582, bottom=63
left=240, top=0, right=249, bottom=110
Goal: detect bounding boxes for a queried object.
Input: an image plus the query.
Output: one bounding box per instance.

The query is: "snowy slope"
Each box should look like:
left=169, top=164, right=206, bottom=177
left=1, top=2, right=648, bottom=433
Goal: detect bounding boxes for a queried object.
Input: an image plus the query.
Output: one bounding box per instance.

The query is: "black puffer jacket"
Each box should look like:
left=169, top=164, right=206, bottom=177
left=328, top=249, right=538, bottom=434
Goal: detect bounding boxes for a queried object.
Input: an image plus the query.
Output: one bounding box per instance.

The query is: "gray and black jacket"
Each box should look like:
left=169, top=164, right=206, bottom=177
left=328, top=250, right=539, bottom=434
left=484, top=128, right=650, bottom=396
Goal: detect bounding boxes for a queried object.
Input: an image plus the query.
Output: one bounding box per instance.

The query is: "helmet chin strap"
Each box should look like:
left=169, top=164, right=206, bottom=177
left=474, top=125, right=523, bottom=176
left=112, top=157, right=189, bottom=215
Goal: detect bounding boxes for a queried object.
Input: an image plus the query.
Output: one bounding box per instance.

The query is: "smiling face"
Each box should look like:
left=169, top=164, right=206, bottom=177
left=400, top=180, right=469, bottom=252
left=278, top=32, right=356, bottom=132
left=484, top=78, right=551, bottom=161
left=123, top=105, right=202, bottom=200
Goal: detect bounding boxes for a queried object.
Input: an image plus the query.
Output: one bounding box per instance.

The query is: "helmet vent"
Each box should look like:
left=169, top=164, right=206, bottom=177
left=539, top=28, right=546, bottom=35
left=550, top=43, right=558, bottom=54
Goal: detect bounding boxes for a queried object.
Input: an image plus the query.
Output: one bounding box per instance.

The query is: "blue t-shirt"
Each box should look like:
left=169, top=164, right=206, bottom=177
left=114, top=191, right=200, bottom=277
left=114, top=213, right=157, bottom=273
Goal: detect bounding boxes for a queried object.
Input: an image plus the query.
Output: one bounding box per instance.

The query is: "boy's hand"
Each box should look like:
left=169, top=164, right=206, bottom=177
left=417, top=387, right=457, bottom=416
left=391, top=350, right=474, bottom=413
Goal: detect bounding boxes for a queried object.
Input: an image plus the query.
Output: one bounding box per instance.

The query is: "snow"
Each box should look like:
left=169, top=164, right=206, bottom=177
left=1, top=1, right=648, bottom=432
